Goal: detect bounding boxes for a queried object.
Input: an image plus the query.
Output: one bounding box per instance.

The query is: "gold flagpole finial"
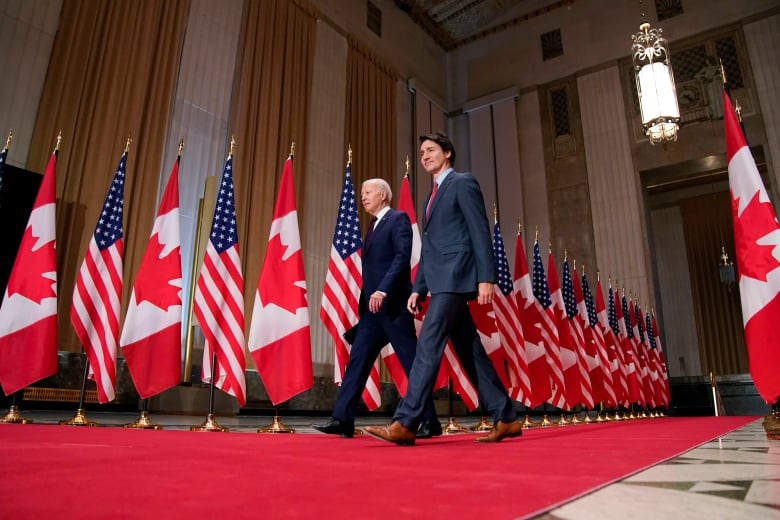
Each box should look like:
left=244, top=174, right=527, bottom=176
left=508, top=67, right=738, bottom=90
left=735, top=100, right=743, bottom=122
left=719, top=58, right=727, bottom=86
left=177, top=138, right=183, bottom=157
left=548, top=241, right=552, bottom=253
left=597, top=270, right=600, bottom=282
left=493, top=204, right=498, bottom=222
left=229, top=135, right=236, bottom=157
left=517, top=220, right=522, bottom=235
left=56, top=131, right=62, bottom=151
left=126, top=135, right=133, bottom=153
left=405, top=155, right=410, bottom=176
left=5, top=130, right=12, bottom=150
left=290, top=141, right=295, bottom=158
left=347, top=144, right=352, bottom=165
left=572, top=257, right=576, bottom=269
left=565, top=249, right=568, bottom=261
left=535, top=227, right=539, bottom=241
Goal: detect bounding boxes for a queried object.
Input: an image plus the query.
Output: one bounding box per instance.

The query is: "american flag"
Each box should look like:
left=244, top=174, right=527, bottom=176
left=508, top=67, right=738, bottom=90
left=634, top=300, right=656, bottom=407
left=491, top=220, right=531, bottom=404
left=651, top=311, right=671, bottom=405
left=532, top=240, right=566, bottom=408
left=645, top=311, right=666, bottom=406
left=70, top=150, right=126, bottom=403
left=583, top=272, right=617, bottom=407
left=608, top=284, right=631, bottom=407
left=601, top=280, right=629, bottom=407
left=319, top=163, right=381, bottom=409
left=563, top=259, right=593, bottom=408
left=512, top=230, right=553, bottom=407
left=621, top=292, right=642, bottom=406
left=193, top=155, right=247, bottom=405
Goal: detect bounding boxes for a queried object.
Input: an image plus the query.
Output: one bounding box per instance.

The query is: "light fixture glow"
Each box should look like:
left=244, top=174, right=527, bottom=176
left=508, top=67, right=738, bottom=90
left=632, top=22, right=680, bottom=145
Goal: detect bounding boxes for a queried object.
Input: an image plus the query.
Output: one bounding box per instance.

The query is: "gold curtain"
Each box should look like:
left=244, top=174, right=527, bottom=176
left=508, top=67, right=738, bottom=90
left=344, top=36, right=398, bottom=228
left=227, top=0, right=315, bottom=356
left=344, top=37, right=398, bottom=381
left=680, top=191, right=748, bottom=375
left=27, top=0, right=190, bottom=351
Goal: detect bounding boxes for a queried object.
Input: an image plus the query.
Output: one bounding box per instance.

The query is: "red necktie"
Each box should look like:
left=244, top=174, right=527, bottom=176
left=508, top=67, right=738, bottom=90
left=426, top=182, right=438, bottom=220
left=365, top=216, right=377, bottom=244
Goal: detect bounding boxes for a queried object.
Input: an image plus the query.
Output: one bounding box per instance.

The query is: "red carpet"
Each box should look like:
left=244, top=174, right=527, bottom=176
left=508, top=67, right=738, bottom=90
left=0, top=416, right=754, bottom=519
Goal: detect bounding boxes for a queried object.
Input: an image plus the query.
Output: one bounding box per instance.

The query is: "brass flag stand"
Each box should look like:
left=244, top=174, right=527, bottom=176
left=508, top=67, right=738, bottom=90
left=442, top=382, right=467, bottom=434
left=59, top=354, right=98, bottom=426
left=125, top=398, right=162, bottom=429
left=0, top=392, right=31, bottom=424
left=191, top=352, right=228, bottom=432
left=258, top=408, right=295, bottom=434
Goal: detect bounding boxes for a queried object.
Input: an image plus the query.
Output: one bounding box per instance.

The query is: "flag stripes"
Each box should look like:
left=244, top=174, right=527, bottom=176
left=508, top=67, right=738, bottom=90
left=71, top=151, right=125, bottom=403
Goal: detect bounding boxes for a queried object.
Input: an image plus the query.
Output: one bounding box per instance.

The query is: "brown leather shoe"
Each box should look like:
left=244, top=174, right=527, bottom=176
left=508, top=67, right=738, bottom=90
left=363, top=421, right=416, bottom=446
left=475, top=419, right=523, bottom=443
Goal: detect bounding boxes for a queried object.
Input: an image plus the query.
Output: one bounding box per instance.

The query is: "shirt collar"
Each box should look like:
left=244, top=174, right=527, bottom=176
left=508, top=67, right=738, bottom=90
left=434, top=167, right=454, bottom=186
left=374, top=206, right=391, bottom=225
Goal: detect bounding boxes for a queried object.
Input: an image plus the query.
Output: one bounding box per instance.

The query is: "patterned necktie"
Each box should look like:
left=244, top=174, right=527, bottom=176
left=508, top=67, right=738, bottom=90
left=365, top=216, right=377, bottom=245
left=426, top=182, right=438, bottom=220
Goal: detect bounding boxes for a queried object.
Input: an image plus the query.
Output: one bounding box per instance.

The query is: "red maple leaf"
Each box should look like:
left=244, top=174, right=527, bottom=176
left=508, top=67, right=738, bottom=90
left=733, top=191, right=780, bottom=282
left=133, top=234, right=181, bottom=310
left=6, top=227, right=57, bottom=303
left=258, top=234, right=307, bottom=314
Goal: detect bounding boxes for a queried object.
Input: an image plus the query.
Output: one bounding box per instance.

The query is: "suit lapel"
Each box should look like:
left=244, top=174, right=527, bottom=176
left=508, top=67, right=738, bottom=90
left=424, top=173, right=453, bottom=229
left=365, top=211, right=389, bottom=254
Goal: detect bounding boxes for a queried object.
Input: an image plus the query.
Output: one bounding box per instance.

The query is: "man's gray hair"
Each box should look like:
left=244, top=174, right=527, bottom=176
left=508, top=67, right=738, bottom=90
left=363, top=178, right=393, bottom=203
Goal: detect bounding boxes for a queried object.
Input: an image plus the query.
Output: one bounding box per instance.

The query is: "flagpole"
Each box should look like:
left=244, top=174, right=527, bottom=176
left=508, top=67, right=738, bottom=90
left=191, top=136, right=236, bottom=434
left=191, top=350, right=228, bottom=432
left=59, top=354, right=98, bottom=426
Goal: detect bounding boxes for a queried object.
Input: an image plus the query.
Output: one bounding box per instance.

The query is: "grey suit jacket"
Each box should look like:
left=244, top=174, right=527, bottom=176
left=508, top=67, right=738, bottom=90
left=413, top=171, right=496, bottom=298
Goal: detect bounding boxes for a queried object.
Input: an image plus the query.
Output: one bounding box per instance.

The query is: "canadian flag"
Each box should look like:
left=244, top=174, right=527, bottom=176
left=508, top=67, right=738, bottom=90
left=120, top=158, right=182, bottom=398
left=725, top=90, right=780, bottom=404
left=248, top=156, right=312, bottom=405
left=512, top=230, right=553, bottom=407
left=0, top=150, right=58, bottom=395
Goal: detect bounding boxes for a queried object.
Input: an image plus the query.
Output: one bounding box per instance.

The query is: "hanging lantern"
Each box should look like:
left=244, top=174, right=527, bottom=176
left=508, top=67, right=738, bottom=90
left=632, top=22, right=680, bottom=145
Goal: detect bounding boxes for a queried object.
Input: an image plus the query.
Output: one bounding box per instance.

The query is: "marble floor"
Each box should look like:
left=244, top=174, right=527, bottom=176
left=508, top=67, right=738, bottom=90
left=4, top=410, right=779, bottom=519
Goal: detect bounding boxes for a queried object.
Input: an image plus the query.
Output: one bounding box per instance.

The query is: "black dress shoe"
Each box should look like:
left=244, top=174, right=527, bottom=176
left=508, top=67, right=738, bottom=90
left=416, top=420, right=443, bottom=439
left=312, top=418, right=354, bottom=438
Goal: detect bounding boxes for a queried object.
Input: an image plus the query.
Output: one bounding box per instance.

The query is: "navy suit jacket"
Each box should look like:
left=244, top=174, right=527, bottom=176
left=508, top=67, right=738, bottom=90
left=414, top=171, right=496, bottom=298
left=359, top=208, right=413, bottom=319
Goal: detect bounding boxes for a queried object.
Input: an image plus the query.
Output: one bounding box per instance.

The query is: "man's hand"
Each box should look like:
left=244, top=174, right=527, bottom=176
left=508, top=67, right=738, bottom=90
left=477, top=282, right=494, bottom=306
left=369, top=291, right=386, bottom=313
left=407, top=292, right=421, bottom=314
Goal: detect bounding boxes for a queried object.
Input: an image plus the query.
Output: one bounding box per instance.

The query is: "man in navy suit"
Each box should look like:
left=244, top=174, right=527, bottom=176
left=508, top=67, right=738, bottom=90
left=365, top=132, right=522, bottom=445
left=312, top=178, right=440, bottom=438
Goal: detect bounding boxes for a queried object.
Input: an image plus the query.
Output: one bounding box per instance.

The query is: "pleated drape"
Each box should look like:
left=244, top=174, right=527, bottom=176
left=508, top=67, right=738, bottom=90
left=344, top=36, right=397, bottom=231
left=27, top=0, right=190, bottom=351
left=680, top=191, right=748, bottom=376
left=227, top=0, right=315, bottom=364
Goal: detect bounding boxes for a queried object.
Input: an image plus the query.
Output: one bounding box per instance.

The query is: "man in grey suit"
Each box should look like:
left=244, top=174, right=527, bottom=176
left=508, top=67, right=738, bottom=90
left=365, top=132, right=522, bottom=445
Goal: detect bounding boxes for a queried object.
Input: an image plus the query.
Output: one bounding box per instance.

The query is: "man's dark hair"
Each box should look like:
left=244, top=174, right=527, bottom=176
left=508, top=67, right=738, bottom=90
left=419, top=132, right=456, bottom=167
